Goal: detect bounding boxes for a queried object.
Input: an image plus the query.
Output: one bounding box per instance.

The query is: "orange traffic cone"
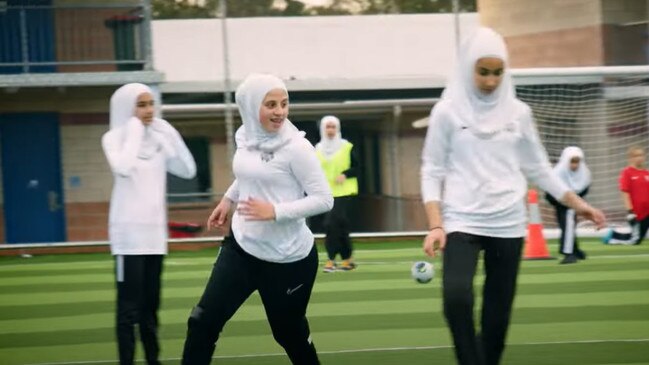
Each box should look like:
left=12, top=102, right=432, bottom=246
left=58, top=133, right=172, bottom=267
left=524, top=189, right=554, bottom=260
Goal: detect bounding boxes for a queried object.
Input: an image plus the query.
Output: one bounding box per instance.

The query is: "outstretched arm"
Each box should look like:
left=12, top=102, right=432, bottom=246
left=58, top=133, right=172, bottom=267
left=560, top=191, right=606, bottom=228
left=518, top=108, right=605, bottom=228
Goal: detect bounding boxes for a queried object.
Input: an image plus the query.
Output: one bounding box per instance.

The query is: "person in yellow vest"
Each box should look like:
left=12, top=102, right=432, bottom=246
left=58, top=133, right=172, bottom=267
left=316, top=115, right=359, bottom=272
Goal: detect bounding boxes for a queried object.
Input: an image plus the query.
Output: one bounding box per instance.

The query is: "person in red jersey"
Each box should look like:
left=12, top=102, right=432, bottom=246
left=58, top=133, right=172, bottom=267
left=603, top=146, right=649, bottom=245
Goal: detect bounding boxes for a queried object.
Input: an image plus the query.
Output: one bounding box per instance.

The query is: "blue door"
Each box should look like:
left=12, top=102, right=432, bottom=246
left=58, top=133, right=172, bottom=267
left=0, top=113, right=66, bottom=243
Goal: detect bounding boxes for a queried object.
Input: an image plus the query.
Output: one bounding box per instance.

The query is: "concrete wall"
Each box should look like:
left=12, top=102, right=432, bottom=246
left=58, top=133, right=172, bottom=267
left=152, top=13, right=480, bottom=91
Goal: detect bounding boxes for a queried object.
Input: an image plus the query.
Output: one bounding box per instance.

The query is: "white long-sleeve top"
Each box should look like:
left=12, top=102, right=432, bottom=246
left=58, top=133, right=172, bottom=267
left=225, top=134, right=333, bottom=263
left=421, top=99, right=569, bottom=238
left=102, top=117, right=196, bottom=255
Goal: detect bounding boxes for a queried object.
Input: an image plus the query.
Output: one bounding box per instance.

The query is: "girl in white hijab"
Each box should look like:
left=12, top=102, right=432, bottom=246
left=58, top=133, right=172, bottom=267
left=315, top=115, right=360, bottom=272
left=420, top=27, right=606, bottom=365
left=182, top=74, right=333, bottom=365
left=547, top=146, right=592, bottom=264
left=316, top=115, right=345, bottom=158
left=553, top=146, right=592, bottom=192
left=102, top=83, right=196, bottom=365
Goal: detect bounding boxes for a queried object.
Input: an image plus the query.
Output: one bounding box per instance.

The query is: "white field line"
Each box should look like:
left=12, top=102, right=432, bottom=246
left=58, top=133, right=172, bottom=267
left=25, top=338, right=649, bottom=365
left=2, top=252, right=649, bottom=270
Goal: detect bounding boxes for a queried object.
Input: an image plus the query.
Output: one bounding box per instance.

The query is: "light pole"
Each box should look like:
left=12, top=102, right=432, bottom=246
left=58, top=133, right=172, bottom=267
left=453, top=0, right=461, bottom=53
left=219, top=0, right=235, bottom=168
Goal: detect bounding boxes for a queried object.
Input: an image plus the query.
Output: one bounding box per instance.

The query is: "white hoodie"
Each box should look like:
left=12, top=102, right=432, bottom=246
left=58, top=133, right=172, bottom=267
left=420, top=28, right=569, bottom=238
left=102, top=83, right=196, bottom=255
left=225, top=74, right=333, bottom=263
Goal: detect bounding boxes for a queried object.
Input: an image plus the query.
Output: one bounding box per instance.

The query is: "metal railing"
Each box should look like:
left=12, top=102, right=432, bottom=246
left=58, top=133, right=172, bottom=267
left=0, top=1, right=152, bottom=74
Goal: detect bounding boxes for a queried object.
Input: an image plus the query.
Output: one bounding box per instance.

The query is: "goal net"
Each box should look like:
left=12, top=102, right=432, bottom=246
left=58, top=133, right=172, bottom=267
left=513, top=66, right=649, bottom=229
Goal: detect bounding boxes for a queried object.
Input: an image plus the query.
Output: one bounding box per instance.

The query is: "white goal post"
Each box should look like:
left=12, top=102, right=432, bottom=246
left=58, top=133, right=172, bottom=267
left=512, top=65, right=649, bottom=229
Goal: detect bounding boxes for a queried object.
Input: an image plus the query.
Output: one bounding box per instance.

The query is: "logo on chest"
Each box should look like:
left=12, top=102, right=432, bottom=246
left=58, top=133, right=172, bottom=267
left=260, top=151, right=275, bottom=162
left=504, top=122, right=516, bottom=133
left=458, top=122, right=518, bottom=139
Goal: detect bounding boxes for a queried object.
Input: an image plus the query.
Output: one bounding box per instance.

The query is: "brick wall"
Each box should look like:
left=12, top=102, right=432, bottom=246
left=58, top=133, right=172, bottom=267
left=63, top=201, right=215, bottom=242
left=505, top=26, right=605, bottom=67
left=478, top=0, right=602, bottom=37
left=478, top=0, right=606, bottom=67
left=66, top=202, right=109, bottom=241
left=478, top=0, right=648, bottom=67
left=60, top=115, right=113, bottom=203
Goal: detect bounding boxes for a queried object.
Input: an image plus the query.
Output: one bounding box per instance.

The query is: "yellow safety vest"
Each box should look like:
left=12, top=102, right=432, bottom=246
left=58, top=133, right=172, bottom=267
left=317, top=141, right=359, bottom=197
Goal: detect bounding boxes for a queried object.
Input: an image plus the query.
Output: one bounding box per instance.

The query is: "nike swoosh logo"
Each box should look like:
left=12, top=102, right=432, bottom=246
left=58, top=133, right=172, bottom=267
left=286, top=284, right=304, bottom=295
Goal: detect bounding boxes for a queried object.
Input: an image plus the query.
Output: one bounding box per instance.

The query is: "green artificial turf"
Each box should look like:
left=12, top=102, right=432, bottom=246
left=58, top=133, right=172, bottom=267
left=0, top=239, right=647, bottom=364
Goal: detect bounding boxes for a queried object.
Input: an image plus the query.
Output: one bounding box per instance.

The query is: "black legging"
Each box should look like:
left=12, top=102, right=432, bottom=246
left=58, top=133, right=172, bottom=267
left=115, top=254, right=163, bottom=365
left=324, top=196, right=353, bottom=260
left=443, top=232, right=523, bottom=365
left=182, top=236, right=320, bottom=365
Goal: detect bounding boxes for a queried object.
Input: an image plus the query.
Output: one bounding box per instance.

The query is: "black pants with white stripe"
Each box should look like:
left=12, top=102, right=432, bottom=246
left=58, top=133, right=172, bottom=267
left=115, top=254, right=164, bottom=365
left=443, top=232, right=523, bottom=365
left=181, top=235, right=320, bottom=365
left=555, top=206, right=580, bottom=255
left=610, top=215, right=649, bottom=245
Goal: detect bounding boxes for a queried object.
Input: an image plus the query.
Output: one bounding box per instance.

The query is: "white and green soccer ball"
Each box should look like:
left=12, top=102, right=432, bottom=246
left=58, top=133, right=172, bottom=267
left=411, top=261, right=434, bottom=284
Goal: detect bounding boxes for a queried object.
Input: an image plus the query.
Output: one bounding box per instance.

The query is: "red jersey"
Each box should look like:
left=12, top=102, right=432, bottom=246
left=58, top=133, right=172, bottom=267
left=619, top=166, right=649, bottom=220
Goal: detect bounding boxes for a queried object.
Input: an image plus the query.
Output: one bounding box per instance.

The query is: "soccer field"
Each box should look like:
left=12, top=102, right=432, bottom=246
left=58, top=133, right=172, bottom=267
left=1, top=240, right=648, bottom=365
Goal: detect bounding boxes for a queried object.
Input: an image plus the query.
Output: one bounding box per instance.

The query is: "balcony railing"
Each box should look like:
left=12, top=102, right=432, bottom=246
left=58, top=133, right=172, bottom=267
left=0, top=1, right=152, bottom=74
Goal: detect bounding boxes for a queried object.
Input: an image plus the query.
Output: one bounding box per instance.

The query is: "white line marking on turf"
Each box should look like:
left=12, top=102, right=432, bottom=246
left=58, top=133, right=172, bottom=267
left=2, top=250, right=648, bottom=270
left=321, top=253, right=649, bottom=266
left=25, top=338, right=649, bottom=365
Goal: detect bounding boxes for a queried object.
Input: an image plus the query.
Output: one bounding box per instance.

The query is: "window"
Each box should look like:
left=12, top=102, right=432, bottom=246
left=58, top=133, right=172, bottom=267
left=167, top=137, right=211, bottom=203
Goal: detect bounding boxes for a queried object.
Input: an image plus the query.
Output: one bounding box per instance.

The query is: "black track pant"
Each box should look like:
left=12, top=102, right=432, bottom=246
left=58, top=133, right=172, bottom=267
left=555, top=206, right=581, bottom=255
left=115, top=254, right=164, bottom=365
left=181, top=236, right=320, bottom=365
left=324, top=196, right=353, bottom=260
left=610, top=215, right=649, bottom=245
left=443, top=232, right=523, bottom=365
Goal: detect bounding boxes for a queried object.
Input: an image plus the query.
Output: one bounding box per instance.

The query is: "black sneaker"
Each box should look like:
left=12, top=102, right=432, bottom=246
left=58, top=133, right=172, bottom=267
left=575, top=249, right=587, bottom=260
left=560, top=254, right=579, bottom=265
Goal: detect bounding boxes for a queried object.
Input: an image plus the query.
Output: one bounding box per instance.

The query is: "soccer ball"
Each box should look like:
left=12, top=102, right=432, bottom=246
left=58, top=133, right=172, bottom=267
left=411, top=261, right=434, bottom=284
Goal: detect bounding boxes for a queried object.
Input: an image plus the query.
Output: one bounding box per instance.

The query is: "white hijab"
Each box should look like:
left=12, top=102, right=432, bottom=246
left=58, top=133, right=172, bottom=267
left=553, top=146, right=592, bottom=192
left=234, top=73, right=301, bottom=153
left=109, top=83, right=152, bottom=130
left=316, top=115, right=348, bottom=159
left=442, top=27, right=517, bottom=137
left=109, top=83, right=161, bottom=159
